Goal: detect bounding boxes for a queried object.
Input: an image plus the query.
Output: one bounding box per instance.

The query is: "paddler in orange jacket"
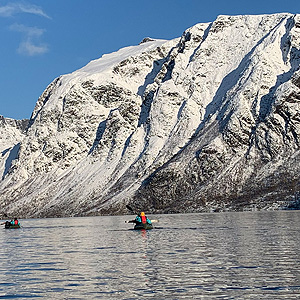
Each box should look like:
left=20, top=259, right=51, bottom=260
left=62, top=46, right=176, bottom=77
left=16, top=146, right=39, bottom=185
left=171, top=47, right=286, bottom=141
left=134, top=212, right=152, bottom=226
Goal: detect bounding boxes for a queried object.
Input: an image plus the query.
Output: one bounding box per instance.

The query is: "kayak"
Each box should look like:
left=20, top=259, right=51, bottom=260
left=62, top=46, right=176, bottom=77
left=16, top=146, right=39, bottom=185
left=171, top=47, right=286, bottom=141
left=4, top=223, right=21, bottom=229
left=134, top=223, right=153, bottom=230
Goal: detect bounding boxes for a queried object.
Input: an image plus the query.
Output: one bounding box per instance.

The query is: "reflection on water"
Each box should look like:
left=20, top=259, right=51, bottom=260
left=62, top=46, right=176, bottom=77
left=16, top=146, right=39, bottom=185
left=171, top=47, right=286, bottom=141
left=0, top=211, right=300, bottom=299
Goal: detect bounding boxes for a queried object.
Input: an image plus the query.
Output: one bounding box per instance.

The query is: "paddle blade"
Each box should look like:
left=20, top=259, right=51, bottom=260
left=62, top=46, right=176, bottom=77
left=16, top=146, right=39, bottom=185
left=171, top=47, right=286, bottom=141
left=126, top=205, right=135, bottom=213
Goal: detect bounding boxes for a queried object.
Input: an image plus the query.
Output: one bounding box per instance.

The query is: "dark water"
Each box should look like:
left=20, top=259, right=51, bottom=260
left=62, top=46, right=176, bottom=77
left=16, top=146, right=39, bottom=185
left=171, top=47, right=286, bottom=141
left=0, top=211, right=300, bottom=299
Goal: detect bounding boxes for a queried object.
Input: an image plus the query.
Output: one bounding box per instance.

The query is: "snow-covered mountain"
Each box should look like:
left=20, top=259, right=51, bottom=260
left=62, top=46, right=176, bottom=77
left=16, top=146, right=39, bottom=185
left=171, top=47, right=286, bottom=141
left=0, top=116, right=28, bottom=181
left=1, top=13, right=300, bottom=218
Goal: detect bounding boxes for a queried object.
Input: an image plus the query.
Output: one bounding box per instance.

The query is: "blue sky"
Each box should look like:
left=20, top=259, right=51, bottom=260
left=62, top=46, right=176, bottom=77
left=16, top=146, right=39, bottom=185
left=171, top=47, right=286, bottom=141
left=0, top=0, right=299, bottom=120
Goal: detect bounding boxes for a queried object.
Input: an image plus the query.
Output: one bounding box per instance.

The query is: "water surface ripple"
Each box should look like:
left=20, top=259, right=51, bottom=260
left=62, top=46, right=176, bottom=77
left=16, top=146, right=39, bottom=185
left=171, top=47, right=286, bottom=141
left=0, top=210, right=299, bottom=299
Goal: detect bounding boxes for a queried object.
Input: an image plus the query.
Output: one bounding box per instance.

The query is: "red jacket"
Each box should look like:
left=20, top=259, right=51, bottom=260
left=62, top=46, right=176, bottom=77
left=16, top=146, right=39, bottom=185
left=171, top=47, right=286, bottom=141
left=141, top=215, right=147, bottom=224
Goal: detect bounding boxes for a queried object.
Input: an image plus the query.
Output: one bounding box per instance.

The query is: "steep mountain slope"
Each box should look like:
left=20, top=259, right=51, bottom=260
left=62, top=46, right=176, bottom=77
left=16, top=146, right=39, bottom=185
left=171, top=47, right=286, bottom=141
left=0, top=116, right=28, bottom=181
left=0, top=13, right=299, bottom=217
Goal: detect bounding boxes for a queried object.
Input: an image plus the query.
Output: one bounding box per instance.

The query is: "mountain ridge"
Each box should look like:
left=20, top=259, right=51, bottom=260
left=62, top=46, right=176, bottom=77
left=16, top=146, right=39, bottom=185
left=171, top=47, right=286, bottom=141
left=1, top=13, right=300, bottom=218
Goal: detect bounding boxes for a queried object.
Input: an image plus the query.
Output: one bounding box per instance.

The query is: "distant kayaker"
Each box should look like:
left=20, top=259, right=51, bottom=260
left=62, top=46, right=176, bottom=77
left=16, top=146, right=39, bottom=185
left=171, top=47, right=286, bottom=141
left=1, top=218, right=20, bottom=228
left=125, top=211, right=154, bottom=230
left=130, top=212, right=152, bottom=226
left=11, top=218, right=20, bottom=226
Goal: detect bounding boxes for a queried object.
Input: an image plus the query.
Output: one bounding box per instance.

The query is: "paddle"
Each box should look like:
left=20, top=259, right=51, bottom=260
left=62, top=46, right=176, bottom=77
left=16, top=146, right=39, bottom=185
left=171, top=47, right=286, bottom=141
left=126, top=204, right=135, bottom=214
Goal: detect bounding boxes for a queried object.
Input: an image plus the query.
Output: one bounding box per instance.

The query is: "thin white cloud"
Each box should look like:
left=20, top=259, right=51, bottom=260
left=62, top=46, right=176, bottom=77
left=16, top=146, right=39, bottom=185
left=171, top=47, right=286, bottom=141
left=10, top=23, right=44, bottom=36
left=18, top=40, right=48, bottom=56
left=0, top=2, right=50, bottom=18
left=1, top=2, right=50, bottom=56
left=10, top=23, right=48, bottom=56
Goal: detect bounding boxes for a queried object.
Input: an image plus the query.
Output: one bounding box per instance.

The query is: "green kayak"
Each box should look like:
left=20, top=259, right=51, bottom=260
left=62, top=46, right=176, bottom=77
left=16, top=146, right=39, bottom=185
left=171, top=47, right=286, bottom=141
left=134, top=223, right=153, bottom=230
left=4, top=222, right=21, bottom=229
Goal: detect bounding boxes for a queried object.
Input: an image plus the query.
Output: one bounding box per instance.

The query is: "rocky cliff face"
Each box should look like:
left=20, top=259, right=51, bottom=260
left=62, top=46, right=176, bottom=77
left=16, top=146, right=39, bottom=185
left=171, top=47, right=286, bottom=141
left=0, top=13, right=300, bottom=218
left=0, top=116, right=28, bottom=181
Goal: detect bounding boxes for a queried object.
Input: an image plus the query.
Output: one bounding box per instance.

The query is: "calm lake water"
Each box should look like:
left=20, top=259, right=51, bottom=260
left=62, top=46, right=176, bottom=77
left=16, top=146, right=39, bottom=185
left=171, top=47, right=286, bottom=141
left=0, top=210, right=300, bottom=299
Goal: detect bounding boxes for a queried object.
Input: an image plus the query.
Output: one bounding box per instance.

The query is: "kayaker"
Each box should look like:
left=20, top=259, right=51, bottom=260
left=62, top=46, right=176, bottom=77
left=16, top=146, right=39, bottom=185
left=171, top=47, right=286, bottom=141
left=133, top=212, right=152, bottom=226
left=1, top=218, right=20, bottom=225
left=11, top=218, right=20, bottom=226
left=1, top=218, right=21, bottom=228
left=126, top=212, right=154, bottom=230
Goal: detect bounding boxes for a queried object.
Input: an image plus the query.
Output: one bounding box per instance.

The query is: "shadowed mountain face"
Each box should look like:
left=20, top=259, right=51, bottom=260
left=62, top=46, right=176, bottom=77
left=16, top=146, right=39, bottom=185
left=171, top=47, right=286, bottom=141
left=0, top=13, right=300, bottom=218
